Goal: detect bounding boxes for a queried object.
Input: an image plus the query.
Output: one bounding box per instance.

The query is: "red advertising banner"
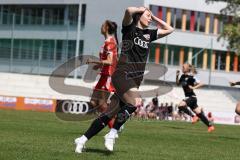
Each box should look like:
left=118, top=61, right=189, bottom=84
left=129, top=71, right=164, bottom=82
left=0, top=95, right=56, bottom=112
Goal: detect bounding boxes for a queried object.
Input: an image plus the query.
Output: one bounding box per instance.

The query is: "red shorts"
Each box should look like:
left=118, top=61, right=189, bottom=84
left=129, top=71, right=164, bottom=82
left=94, top=75, right=115, bottom=92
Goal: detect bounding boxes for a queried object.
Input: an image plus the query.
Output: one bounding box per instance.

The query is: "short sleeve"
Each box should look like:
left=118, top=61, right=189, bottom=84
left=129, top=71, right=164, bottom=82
left=121, top=22, right=135, bottom=34
left=148, top=29, right=158, bottom=42
left=179, top=75, right=184, bottom=83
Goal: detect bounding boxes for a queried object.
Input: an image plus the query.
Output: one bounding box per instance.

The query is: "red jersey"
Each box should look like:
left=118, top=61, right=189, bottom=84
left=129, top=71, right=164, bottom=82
left=94, top=36, right=118, bottom=92
left=99, top=36, right=118, bottom=76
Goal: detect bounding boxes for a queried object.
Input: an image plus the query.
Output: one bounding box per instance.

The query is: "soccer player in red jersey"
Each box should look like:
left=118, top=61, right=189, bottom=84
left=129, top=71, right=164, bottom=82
left=86, top=20, right=118, bottom=128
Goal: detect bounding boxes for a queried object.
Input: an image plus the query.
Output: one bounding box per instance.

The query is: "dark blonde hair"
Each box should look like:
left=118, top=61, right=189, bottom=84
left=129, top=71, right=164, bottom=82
left=188, top=64, right=198, bottom=74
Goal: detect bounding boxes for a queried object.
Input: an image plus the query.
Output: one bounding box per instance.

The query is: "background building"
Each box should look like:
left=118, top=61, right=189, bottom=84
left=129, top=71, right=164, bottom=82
left=0, top=0, right=238, bottom=86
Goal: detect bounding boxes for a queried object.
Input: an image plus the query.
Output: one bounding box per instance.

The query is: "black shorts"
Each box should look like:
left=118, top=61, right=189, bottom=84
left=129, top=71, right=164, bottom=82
left=111, top=70, right=142, bottom=96
left=183, top=97, right=198, bottom=110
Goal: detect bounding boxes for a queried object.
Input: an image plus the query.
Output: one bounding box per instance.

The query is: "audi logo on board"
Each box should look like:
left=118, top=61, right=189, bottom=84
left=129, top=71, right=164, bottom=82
left=61, top=100, right=89, bottom=114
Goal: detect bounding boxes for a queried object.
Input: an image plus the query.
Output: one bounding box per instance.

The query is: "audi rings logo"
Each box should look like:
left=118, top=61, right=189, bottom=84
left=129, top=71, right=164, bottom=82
left=62, top=101, right=89, bottom=114
left=134, top=37, right=149, bottom=49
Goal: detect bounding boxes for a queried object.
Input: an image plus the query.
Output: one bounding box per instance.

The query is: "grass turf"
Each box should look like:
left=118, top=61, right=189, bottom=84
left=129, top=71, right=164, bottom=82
left=0, top=109, right=240, bottom=160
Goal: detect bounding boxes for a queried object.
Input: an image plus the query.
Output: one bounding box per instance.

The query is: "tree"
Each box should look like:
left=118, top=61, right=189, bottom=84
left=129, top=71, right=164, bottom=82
left=207, top=0, right=240, bottom=54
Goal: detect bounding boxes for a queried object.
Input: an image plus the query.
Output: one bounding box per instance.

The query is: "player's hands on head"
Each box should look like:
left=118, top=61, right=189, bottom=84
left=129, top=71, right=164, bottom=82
left=138, top=7, right=147, bottom=13
left=229, top=81, right=236, bottom=86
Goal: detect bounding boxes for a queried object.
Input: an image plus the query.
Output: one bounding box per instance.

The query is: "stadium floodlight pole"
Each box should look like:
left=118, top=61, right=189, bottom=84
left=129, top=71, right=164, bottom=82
left=74, top=1, right=82, bottom=79
left=208, top=38, right=213, bottom=88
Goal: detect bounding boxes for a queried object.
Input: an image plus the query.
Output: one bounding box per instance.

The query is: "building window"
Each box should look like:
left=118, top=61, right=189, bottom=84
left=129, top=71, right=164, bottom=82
left=45, top=9, right=53, bottom=25
left=148, top=43, right=155, bottom=63
left=14, top=7, right=21, bottom=25
left=56, top=40, right=63, bottom=60
left=42, top=40, right=54, bottom=60
left=23, top=8, right=30, bottom=25
left=81, top=4, right=86, bottom=29
left=186, top=10, right=191, bottom=31
left=69, top=5, right=78, bottom=25
left=215, top=51, right=226, bottom=70
left=158, top=7, right=162, bottom=19
left=79, top=40, right=84, bottom=55
left=67, top=40, right=76, bottom=59
left=230, top=52, right=235, bottom=71
left=34, top=8, right=43, bottom=25
left=195, top=12, right=200, bottom=31
left=34, top=40, right=41, bottom=60
left=199, top=12, right=206, bottom=32
left=0, top=39, right=11, bottom=58
left=53, top=8, right=64, bottom=25
left=209, top=14, right=214, bottom=34
left=175, top=9, right=182, bottom=29
left=149, top=5, right=158, bottom=17
left=162, top=7, right=167, bottom=22
left=0, top=6, right=2, bottom=24
left=172, top=45, right=180, bottom=66
left=160, top=45, right=165, bottom=64
left=21, top=40, right=33, bottom=59
left=171, top=8, right=176, bottom=28
left=13, top=39, right=20, bottom=59
left=2, top=5, right=13, bottom=25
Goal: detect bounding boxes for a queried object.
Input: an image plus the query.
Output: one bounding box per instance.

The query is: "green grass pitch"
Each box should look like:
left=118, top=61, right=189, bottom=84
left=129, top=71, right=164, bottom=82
left=0, top=109, right=240, bottom=160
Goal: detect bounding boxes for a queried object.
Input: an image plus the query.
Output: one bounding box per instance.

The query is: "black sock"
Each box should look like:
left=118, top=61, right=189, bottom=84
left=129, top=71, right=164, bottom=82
left=113, top=103, right=137, bottom=130
left=197, top=111, right=211, bottom=127
left=179, top=107, right=194, bottom=117
left=84, top=114, right=111, bottom=140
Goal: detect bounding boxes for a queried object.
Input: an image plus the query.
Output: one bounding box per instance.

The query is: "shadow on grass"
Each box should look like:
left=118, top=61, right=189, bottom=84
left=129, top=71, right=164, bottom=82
left=161, top=125, right=186, bottom=130
left=217, top=136, right=240, bottom=141
left=85, top=148, right=127, bottom=156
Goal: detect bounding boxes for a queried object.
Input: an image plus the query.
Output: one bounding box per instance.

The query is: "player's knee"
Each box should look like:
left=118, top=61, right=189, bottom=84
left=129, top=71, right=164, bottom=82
left=116, top=104, right=137, bottom=123
left=122, top=103, right=137, bottom=115
left=193, top=106, right=202, bottom=114
left=99, top=114, right=111, bottom=125
left=119, top=102, right=137, bottom=118
left=235, top=103, right=240, bottom=115
left=90, top=100, right=98, bottom=107
left=178, top=101, right=186, bottom=107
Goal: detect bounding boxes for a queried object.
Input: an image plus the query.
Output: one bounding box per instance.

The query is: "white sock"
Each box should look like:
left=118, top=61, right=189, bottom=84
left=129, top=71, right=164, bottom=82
left=78, top=135, right=88, bottom=144
left=109, top=128, right=118, bottom=137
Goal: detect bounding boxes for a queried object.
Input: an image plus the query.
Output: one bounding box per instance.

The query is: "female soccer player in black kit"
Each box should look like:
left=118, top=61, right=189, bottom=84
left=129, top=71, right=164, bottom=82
left=176, top=63, right=215, bottom=132
left=74, top=6, right=174, bottom=153
left=229, top=81, right=240, bottom=115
